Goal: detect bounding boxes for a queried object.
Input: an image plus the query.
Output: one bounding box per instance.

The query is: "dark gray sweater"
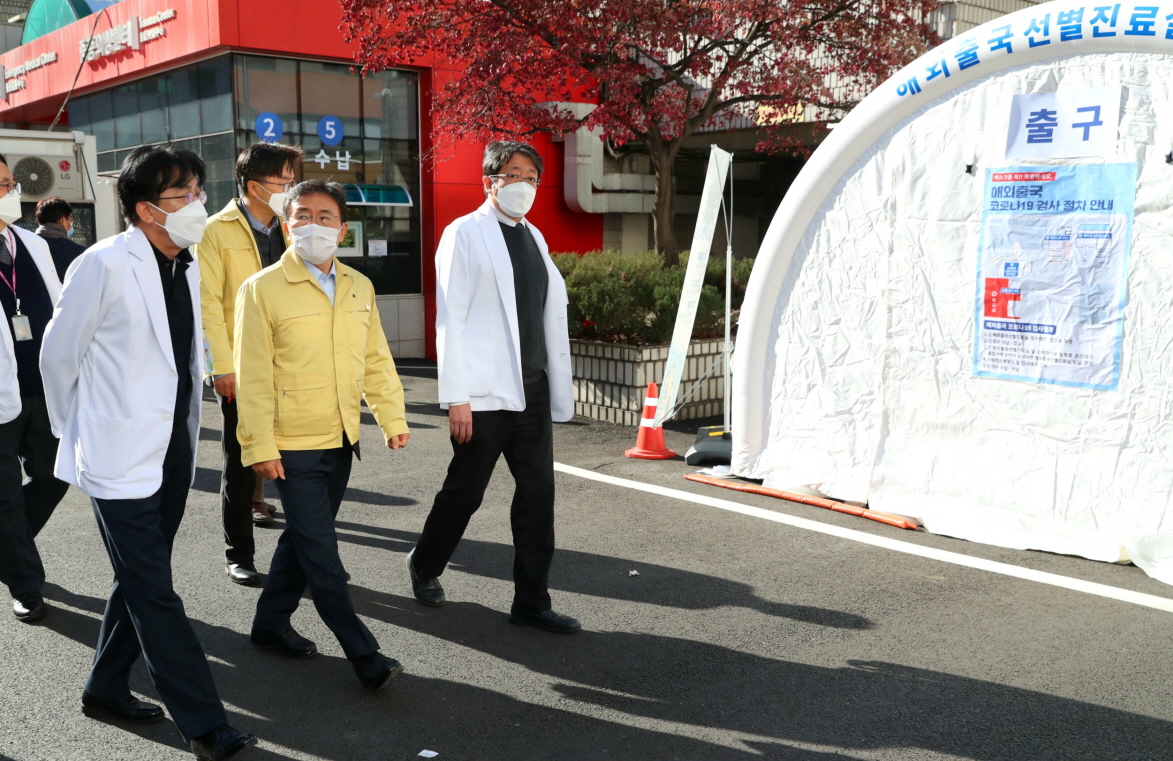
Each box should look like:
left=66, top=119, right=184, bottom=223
left=499, top=221, right=548, bottom=384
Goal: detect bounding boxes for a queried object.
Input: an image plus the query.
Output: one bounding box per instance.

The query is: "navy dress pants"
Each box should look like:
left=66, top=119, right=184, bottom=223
left=218, top=394, right=258, bottom=566
left=413, top=376, right=556, bottom=614
left=253, top=445, right=378, bottom=660
left=0, top=395, right=69, bottom=601
left=86, top=459, right=227, bottom=743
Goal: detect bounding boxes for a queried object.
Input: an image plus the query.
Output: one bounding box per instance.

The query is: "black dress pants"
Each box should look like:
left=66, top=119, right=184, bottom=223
left=0, top=395, right=69, bottom=601
left=219, top=394, right=258, bottom=566
left=414, top=377, right=556, bottom=614
left=253, top=444, right=378, bottom=660
left=87, top=458, right=227, bottom=743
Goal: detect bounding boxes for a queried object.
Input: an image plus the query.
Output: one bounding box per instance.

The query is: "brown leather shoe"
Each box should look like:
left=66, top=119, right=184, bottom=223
left=251, top=502, right=274, bottom=527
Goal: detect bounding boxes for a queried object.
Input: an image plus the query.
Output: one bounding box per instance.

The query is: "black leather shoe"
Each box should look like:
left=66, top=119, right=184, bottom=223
left=190, top=724, right=257, bottom=761
left=81, top=691, right=165, bottom=723
left=250, top=627, right=317, bottom=659
left=351, top=651, right=404, bottom=691
left=406, top=549, right=445, bottom=607
left=509, top=608, right=582, bottom=634
left=225, top=563, right=261, bottom=586
left=13, top=597, right=46, bottom=622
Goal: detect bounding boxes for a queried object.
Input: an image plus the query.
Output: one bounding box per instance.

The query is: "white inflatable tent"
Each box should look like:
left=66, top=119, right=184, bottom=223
left=733, top=0, right=1173, bottom=584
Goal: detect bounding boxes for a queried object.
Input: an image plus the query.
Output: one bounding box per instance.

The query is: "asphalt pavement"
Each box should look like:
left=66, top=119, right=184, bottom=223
left=2, top=364, right=1172, bottom=761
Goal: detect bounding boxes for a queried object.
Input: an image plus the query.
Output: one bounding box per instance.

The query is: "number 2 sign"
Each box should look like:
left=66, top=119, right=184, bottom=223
left=255, top=112, right=284, bottom=143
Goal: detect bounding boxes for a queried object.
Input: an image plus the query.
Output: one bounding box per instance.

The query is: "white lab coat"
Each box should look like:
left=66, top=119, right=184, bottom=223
left=435, top=202, right=573, bottom=421
left=41, top=226, right=203, bottom=500
left=0, top=225, right=62, bottom=424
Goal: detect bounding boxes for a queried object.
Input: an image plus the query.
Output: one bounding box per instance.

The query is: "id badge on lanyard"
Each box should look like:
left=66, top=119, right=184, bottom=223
left=0, top=237, right=30, bottom=341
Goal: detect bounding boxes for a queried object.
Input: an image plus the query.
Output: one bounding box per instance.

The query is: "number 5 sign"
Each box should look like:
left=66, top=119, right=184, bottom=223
left=254, top=112, right=284, bottom=143
left=317, top=115, right=344, bottom=146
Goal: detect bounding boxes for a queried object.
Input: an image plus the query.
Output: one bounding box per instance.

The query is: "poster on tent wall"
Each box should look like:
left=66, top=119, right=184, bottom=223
left=972, top=163, right=1136, bottom=391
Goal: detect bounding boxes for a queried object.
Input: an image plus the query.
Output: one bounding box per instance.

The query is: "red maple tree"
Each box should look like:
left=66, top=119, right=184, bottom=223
left=341, top=0, right=939, bottom=264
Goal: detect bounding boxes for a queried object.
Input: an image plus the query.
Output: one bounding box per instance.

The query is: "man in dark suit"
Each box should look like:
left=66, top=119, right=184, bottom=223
left=34, top=196, right=86, bottom=280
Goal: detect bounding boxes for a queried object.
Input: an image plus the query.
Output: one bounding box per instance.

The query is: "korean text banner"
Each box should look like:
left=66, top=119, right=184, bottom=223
left=1006, top=87, right=1120, bottom=160
left=973, top=163, right=1137, bottom=390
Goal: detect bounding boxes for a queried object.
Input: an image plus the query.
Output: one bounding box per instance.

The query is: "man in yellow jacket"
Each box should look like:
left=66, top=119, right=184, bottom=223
left=234, top=178, right=410, bottom=691
left=195, top=141, right=302, bottom=587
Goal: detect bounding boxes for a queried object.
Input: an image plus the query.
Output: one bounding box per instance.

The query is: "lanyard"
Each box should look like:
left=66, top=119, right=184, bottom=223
left=0, top=230, right=17, bottom=315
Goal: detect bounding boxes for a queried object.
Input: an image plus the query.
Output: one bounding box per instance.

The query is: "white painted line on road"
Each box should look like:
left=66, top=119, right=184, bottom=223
left=554, top=462, right=1173, bottom=614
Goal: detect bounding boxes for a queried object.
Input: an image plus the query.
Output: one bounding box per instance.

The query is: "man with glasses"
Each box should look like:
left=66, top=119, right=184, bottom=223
left=234, top=179, right=410, bottom=690
left=0, top=155, right=69, bottom=624
left=407, top=141, right=580, bottom=633
left=41, top=145, right=256, bottom=760
left=194, top=142, right=303, bottom=587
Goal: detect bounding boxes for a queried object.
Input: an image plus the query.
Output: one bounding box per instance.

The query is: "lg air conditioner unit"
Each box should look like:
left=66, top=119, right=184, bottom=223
left=7, top=153, right=83, bottom=201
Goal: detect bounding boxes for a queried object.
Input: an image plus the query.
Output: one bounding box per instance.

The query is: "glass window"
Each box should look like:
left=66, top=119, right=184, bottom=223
left=361, top=70, right=418, bottom=141
left=235, top=55, right=299, bottom=136
left=68, top=96, right=89, bottom=135
left=198, top=58, right=233, bottom=134
left=168, top=67, right=201, bottom=139
left=113, top=85, right=140, bottom=149
left=84, top=91, right=115, bottom=152
left=299, top=61, right=361, bottom=146
left=200, top=132, right=237, bottom=213
left=97, top=151, right=117, bottom=173
left=138, top=78, right=168, bottom=144
left=301, top=135, right=364, bottom=186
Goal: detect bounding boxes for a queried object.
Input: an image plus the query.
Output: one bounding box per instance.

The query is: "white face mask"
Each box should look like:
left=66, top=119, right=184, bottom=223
left=495, top=180, right=536, bottom=218
left=150, top=199, right=208, bottom=249
left=0, top=189, right=22, bottom=225
left=254, top=182, right=287, bottom=218
left=290, top=223, right=340, bottom=265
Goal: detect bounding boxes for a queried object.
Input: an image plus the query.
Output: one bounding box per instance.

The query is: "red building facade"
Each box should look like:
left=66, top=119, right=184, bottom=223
left=0, top=0, right=603, bottom=358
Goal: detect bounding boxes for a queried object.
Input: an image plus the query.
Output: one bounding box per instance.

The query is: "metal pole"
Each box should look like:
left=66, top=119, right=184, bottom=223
left=723, top=166, right=733, bottom=432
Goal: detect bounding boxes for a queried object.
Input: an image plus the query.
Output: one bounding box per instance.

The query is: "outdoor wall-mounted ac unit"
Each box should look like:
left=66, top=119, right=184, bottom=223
left=7, top=151, right=82, bottom=201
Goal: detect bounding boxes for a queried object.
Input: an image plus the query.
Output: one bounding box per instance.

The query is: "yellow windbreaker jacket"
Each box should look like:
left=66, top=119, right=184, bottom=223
left=233, top=249, right=408, bottom=466
left=194, top=200, right=285, bottom=376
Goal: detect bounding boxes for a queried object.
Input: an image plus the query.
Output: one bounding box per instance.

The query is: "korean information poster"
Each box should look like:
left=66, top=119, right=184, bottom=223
left=973, top=163, right=1136, bottom=390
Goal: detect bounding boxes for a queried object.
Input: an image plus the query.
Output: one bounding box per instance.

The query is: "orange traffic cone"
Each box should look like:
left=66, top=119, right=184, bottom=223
left=625, top=382, right=677, bottom=459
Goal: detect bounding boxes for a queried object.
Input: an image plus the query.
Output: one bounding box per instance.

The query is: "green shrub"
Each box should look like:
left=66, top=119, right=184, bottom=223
left=550, top=250, right=755, bottom=344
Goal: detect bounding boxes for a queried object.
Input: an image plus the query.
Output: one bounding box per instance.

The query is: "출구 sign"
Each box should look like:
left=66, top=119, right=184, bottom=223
left=1005, top=87, right=1120, bottom=159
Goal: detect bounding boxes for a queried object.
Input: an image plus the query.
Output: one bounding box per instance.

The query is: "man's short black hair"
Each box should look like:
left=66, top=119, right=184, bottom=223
left=236, top=142, right=304, bottom=196
left=283, top=178, right=347, bottom=220
left=0, top=153, right=7, bottom=168
left=482, top=141, right=543, bottom=179
left=117, top=144, right=205, bottom=225
left=35, top=197, right=72, bottom=225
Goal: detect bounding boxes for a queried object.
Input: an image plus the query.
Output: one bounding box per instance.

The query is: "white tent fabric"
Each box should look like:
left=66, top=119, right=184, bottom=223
left=733, top=1, right=1173, bottom=584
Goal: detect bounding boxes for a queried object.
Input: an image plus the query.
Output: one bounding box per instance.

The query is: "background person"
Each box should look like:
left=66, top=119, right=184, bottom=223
left=194, top=142, right=303, bottom=586
left=234, top=179, right=410, bottom=691
left=0, top=156, right=68, bottom=624
left=40, top=144, right=255, bottom=761
left=34, top=196, right=86, bottom=280
left=407, top=141, right=580, bottom=633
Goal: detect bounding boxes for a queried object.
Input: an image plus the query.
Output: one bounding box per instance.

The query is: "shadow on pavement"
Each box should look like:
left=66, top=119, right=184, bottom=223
left=332, top=521, right=868, bottom=629
left=37, top=585, right=772, bottom=760
left=349, top=585, right=1173, bottom=761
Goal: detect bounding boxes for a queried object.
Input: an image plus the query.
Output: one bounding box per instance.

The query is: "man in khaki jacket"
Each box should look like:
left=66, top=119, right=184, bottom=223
left=234, top=179, right=410, bottom=691
left=195, top=142, right=302, bottom=586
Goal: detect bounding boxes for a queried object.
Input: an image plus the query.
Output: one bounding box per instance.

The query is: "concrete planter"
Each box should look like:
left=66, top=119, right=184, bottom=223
left=570, top=338, right=725, bottom=426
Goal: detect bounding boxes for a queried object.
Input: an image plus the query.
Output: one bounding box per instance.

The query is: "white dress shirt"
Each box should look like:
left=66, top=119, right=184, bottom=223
left=303, top=257, right=337, bottom=306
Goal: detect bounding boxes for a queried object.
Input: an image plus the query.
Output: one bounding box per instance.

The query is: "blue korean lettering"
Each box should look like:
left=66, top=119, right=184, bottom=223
left=1126, top=6, right=1159, bottom=34
left=1166, top=10, right=1173, bottom=39
left=1024, top=14, right=1052, bottom=46
left=1072, top=105, right=1103, bottom=140
left=954, top=38, right=981, bottom=69
left=926, top=59, right=951, bottom=81
left=1026, top=108, right=1058, bottom=143
left=988, top=24, right=1014, bottom=53
left=896, top=77, right=922, bottom=97
left=1090, top=4, right=1120, bottom=36
left=1058, top=8, right=1085, bottom=40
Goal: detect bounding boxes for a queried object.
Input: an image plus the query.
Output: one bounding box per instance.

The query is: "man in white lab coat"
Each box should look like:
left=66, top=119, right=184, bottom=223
left=0, top=153, right=69, bottom=624
left=41, top=145, right=255, bottom=761
left=407, top=141, right=580, bottom=633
